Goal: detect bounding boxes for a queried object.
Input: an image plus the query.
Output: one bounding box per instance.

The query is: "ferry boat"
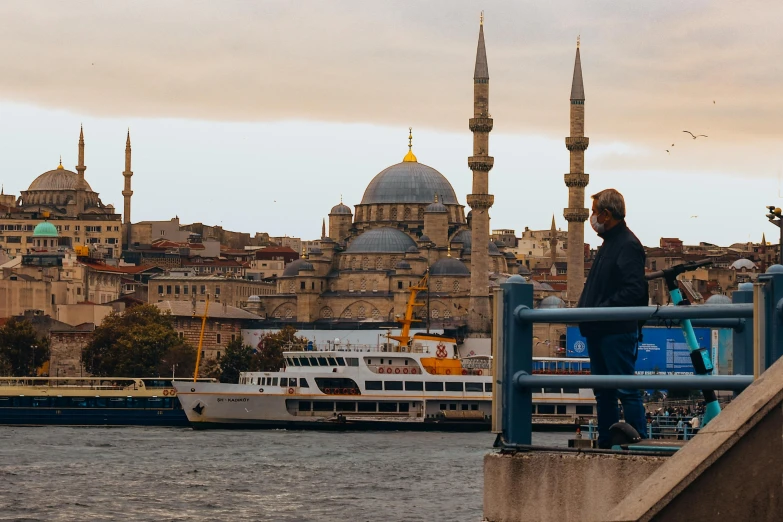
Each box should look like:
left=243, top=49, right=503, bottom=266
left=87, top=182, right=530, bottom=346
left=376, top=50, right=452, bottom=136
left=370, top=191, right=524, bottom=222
left=173, top=340, right=595, bottom=431
left=0, top=377, right=203, bottom=427
left=174, top=273, right=596, bottom=431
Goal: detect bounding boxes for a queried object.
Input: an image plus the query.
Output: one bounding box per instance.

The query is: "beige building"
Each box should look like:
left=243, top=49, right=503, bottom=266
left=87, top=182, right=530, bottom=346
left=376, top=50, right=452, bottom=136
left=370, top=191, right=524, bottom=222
left=148, top=275, right=275, bottom=308
left=514, top=218, right=568, bottom=271
left=0, top=127, right=124, bottom=258
left=154, top=301, right=262, bottom=360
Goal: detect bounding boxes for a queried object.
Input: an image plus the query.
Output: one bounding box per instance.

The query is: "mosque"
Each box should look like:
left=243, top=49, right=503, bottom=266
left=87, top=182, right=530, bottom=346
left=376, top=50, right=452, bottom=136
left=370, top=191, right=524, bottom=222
left=255, top=20, right=523, bottom=335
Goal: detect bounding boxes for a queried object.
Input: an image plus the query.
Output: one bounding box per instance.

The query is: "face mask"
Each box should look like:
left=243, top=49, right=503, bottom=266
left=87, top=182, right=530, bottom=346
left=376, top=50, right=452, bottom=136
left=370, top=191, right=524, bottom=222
left=590, top=213, right=605, bottom=234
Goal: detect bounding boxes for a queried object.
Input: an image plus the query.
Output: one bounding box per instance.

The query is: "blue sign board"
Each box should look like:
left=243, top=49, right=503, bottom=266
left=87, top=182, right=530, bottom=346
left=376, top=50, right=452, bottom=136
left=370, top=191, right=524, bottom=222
left=566, top=326, right=713, bottom=375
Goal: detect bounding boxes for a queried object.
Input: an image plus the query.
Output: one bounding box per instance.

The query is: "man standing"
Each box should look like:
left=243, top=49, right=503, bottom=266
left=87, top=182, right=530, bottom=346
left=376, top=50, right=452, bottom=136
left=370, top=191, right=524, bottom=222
left=578, top=188, right=648, bottom=448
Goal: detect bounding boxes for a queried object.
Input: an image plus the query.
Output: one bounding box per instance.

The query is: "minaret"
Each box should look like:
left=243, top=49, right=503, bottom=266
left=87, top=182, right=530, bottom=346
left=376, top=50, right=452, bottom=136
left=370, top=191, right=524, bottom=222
left=549, top=215, right=558, bottom=268
left=564, top=37, right=589, bottom=303
left=122, top=130, right=134, bottom=248
left=466, top=13, right=494, bottom=335
left=76, top=125, right=86, bottom=184
left=321, top=218, right=326, bottom=239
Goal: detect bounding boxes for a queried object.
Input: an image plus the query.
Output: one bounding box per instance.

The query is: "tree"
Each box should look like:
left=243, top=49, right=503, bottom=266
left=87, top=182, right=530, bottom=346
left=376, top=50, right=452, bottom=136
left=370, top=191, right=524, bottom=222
left=254, top=325, right=306, bottom=372
left=0, top=318, right=50, bottom=376
left=217, top=338, right=257, bottom=383
left=82, top=304, right=193, bottom=377
left=157, top=341, right=198, bottom=379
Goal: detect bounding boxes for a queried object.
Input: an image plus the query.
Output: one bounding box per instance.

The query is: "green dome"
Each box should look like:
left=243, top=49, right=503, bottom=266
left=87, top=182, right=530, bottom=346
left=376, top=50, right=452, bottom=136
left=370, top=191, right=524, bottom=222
left=33, top=221, right=59, bottom=238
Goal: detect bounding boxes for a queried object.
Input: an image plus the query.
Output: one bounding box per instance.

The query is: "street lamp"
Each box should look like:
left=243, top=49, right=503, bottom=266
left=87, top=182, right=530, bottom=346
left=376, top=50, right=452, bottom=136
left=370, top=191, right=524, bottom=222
left=766, top=206, right=783, bottom=265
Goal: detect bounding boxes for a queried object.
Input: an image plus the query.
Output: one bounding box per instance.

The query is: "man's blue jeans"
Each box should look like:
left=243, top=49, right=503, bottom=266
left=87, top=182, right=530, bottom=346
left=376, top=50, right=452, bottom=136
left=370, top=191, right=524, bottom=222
left=586, top=331, right=647, bottom=448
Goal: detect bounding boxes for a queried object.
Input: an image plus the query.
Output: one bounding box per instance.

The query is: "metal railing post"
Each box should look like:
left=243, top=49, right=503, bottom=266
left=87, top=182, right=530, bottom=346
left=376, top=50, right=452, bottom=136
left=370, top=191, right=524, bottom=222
left=732, top=283, right=754, bottom=376
left=501, top=275, right=533, bottom=446
left=491, top=286, right=503, bottom=434
left=760, top=265, right=783, bottom=370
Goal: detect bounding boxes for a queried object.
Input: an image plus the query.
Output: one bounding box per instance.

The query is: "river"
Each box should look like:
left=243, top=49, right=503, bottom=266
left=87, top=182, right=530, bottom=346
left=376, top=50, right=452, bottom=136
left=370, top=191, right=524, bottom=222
left=0, top=427, right=570, bottom=521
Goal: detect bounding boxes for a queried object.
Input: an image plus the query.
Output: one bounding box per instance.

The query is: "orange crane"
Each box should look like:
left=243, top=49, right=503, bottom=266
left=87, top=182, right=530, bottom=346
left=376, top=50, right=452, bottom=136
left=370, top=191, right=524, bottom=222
left=387, top=272, right=429, bottom=347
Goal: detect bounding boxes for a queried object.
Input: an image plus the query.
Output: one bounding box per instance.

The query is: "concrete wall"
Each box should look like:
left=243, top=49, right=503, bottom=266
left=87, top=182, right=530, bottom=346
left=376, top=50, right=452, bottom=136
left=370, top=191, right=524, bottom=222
left=484, top=452, right=665, bottom=522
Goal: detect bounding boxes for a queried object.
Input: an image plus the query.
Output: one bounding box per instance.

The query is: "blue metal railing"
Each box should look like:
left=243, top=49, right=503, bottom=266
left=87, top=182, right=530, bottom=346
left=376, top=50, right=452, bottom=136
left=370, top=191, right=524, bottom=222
left=496, top=265, right=783, bottom=448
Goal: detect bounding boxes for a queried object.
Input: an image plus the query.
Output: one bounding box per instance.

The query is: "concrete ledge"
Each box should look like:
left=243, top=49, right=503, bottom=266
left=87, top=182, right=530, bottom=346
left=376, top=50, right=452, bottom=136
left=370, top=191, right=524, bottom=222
left=607, top=355, right=783, bottom=522
left=483, top=451, right=665, bottom=522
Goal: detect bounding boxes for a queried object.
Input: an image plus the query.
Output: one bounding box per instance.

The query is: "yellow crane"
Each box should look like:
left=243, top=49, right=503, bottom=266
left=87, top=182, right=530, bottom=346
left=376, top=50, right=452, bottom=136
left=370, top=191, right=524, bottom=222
left=387, top=272, right=429, bottom=347
left=192, top=294, right=210, bottom=381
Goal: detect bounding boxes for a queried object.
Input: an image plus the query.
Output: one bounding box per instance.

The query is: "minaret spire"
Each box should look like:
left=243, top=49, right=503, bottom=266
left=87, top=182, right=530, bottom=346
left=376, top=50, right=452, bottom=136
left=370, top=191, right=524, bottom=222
left=467, top=16, right=495, bottom=335
left=564, top=38, right=590, bottom=303
left=122, top=129, right=134, bottom=249
left=322, top=218, right=326, bottom=239
left=76, top=124, right=86, bottom=183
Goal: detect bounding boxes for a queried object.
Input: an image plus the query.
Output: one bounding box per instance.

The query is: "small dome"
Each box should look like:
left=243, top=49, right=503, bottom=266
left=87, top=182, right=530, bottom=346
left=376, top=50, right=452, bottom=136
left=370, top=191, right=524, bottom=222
left=705, top=294, right=732, bottom=305
left=430, top=257, right=470, bottom=276
left=330, top=203, right=352, bottom=215
left=451, top=230, right=500, bottom=255
left=489, top=242, right=501, bottom=256
left=346, top=227, right=417, bottom=253
left=730, top=258, right=756, bottom=270
left=425, top=200, right=448, bottom=213
left=418, top=234, right=431, bottom=243
left=406, top=245, right=419, bottom=253
left=395, top=261, right=411, bottom=270
left=503, top=252, right=516, bottom=259
left=282, top=259, right=314, bottom=276
left=539, top=296, right=565, bottom=309
left=530, top=280, right=554, bottom=291
left=248, top=295, right=261, bottom=302
left=360, top=162, right=459, bottom=205
left=33, top=221, right=58, bottom=238
left=518, top=266, right=532, bottom=276
left=28, top=168, right=92, bottom=192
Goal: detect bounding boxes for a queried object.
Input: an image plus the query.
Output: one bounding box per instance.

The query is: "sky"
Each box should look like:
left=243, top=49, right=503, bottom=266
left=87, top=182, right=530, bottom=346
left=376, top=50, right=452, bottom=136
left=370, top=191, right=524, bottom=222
left=0, top=0, right=781, bottom=248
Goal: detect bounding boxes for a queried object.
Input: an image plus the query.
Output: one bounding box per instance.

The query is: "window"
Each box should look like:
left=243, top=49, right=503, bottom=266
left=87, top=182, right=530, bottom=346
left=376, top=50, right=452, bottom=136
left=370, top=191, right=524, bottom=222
left=299, top=357, right=311, bottom=367
left=308, top=357, right=318, bottom=366
left=470, top=404, right=479, bottom=411
left=425, top=382, right=444, bottom=392
left=175, top=285, right=180, bottom=295
left=299, top=401, right=312, bottom=411
left=439, top=403, right=447, bottom=410
left=465, top=382, right=483, bottom=392
left=346, top=358, right=359, bottom=367
left=544, top=388, right=561, bottom=394
left=166, top=285, right=172, bottom=294
left=461, top=404, right=469, bottom=411
left=313, top=402, right=334, bottom=412
left=378, top=402, right=397, bottom=413
left=272, top=378, right=278, bottom=386
left=336, top=358, right=346, bottom=366
left=399, top=403, right=409, bottom=413
left=562, top=388, right=579, bottom=395
left=158, top=285, right=163, bottom=294
left=216, top=351, right=221, bottom=359
left=317, top=357, right=328, bottom=366
left=201, top=285, right=206, bottom=295
left=445, top=382, right=463, bottom=392
left=404, top=381, right=423, bottom=391
left=300, top=281, right=306, bottom=290
left=184, top=286, right=189, bottom=295
left=384, top=381, right=403, bottom=391
left=280, top=378, right=288, bottom=387
left=576, top=405, right=594, bottom=415
left=398, top=281, right=403, bottom=289
left=192, top=285, right=197, bottom=294
left=365, top=381, right=383, bottom=391
left=358, top=402, right=376, bottom=412
left=449, top=404, right=457, bottom=411
left=299, top=378, right=309, bottom=388
left=215, top=286, right=221, bottom=295
left=216, top=334, right=221, bottom=344
left=327, top=357, right=337, bottom=366
left=537, top=405, right=555, bottom=414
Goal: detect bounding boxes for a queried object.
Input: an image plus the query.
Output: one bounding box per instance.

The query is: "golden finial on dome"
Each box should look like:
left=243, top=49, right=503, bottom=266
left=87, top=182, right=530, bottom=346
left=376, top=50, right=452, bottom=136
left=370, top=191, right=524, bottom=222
left=403, top=127, right=417, bottom=162
left=447, top=243, right=452, bottom=257
left=434, top=193, right=439, bottom=203
left=57, top=156, right=64, bottom=170
left=577, top=35, right=580, bottom=49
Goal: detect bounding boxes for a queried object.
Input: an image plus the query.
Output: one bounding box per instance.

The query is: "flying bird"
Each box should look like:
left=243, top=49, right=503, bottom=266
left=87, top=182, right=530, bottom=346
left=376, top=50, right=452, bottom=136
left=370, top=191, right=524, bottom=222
left=665, top=150, right=670, bottom=154
left=683, top=131, right=708, bottom=139
left=691, top=215, right=698, bottom=218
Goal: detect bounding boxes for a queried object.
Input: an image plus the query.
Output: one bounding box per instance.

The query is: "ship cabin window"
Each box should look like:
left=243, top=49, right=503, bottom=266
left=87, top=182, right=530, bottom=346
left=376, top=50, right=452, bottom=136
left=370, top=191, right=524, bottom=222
left=327, top=357, right=338, bottom=366
left=544, top=388, right=561, bottom=394
left=465, top=382, right=483, bottom=392
left=358, top=402, right=376, bottom=412
left=461, top=404, right=469, bottom=411
left=439, top=403, right=447, bottom=410
left=299, top=378, right=309, bottom=388
left=272, top=378, right=278, bottom=386
left=378, top=402, right=397, bottom=413
left=336, top=402, right=355, bottom=412
left=384, top=381, right=403, bottom=391
left=425, top=382, right=444, bottom=392
left=484, top=383, right=493, bottom=393
left=449, top=403, right=457, bottom=411
left=313, top=402, right=334, bottom=412
left=471, top=404, right=479, bottom=411
left=347, top=358, right=359, bottom=367
left=291, top=358, right=301, bottom=366
left=280, top=378, right=289, bottom=386
left=563, top=388, right=579, bottom=394
left=336, top=357, right=346, bottom=366
left=557, top=405, right=566, bottom=414
left=404, top=360, right=409, bottom=365
left=365, top=381, right=382, bottom=391
left=317, top=357, right=328, bottom=366
left=399, top=403, right=410, bottom=413
left=308, top=357, right=318, bottom=366
left=404, top=381, right=423, bottom=391
left=445, top=382, right=463, bottom=392
left=299, top=401, right=312, bottom=411
left=537, top=405, right=555, bottom=414
left=576, top=405, right=594, bottom=415
left=299, top=357, right=311, bottom=366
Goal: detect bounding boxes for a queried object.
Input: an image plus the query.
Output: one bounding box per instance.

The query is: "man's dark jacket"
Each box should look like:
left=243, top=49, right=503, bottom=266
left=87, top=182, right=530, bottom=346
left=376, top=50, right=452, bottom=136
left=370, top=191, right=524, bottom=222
left=577, top=220, right=648, bottom=337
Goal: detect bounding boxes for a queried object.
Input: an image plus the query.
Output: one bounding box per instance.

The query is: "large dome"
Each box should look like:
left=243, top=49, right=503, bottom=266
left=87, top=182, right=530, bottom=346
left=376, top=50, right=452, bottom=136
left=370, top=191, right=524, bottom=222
left=28, top=168, right=92, bottom=192
left=346, top=227, right=417, bottom=253
left=430, top=257, right=470, bottom=276
left=361, top=161, right=458, bottom=205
